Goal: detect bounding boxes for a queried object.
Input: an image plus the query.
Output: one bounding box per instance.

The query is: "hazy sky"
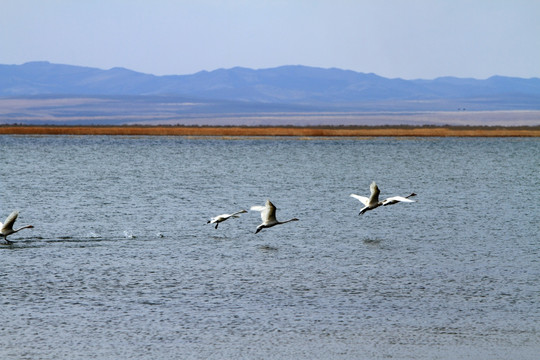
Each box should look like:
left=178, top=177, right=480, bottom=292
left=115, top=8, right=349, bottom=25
left=2, top=0, right=539, bottom=79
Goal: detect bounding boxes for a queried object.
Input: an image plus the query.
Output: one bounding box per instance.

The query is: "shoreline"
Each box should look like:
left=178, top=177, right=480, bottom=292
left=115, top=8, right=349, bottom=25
left=1, top=125, right=539, bottom=137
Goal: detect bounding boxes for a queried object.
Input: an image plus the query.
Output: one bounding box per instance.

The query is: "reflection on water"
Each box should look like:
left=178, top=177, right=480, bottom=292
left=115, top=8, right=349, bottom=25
left=1, top=135, right=539, bottom=359
left=362, top=237, right=384, bottom=245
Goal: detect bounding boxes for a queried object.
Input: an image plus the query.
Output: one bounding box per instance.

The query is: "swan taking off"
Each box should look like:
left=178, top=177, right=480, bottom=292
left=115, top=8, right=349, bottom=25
left=350, top=182, right=416, bottom=215
left=1, top=211, right=34, bottom=244
left=251, top=199, right=299, bottom=234
left=207, top=210, right=247, bottom=229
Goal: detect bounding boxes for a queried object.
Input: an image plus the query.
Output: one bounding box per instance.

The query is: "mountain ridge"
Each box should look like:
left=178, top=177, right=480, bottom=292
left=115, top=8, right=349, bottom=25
left=2, top=61, right=540, bottom=108
left=1, top=61, right=540, bottom=126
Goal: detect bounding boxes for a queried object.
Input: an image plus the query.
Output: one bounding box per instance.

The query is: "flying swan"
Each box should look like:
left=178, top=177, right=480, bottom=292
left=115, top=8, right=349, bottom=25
left=251, top=199, right=299, bottom=234
left=207, top=210, right=247, bottom=229
left=350, top=181, right=416, bottom=215
left=1, top=211, right=34, bottom=244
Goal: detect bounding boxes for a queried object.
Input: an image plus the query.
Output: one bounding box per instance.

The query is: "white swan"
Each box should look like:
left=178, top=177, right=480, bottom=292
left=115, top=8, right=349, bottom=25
left=207, top=209, right=247, bottom=229
left=350, top=182, right=416, bottom=215
left=251, top=199, right=299, bottom=234
left=1, top=211, right=34, bottom=244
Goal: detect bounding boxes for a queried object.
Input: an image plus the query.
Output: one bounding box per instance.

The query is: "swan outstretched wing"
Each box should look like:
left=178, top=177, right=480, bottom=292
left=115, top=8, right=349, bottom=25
left=250, top=205, right=268, bottom=223
left=251, top=200, right=277, bottom=224
left=230, top=210, right=247, bottom=218
left=209, top=209, right=247, bottom=223
left=350, top=194, right=369, bottom=206
left=369, top=182, right=380, bottom=203
left=1, top=211, right=19, bottom=231
left=265, top=200, right=277, bottom=223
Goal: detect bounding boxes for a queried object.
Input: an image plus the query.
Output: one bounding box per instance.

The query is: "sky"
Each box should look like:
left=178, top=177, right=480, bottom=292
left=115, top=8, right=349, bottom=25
left=1, top=0, right=539, bottom=79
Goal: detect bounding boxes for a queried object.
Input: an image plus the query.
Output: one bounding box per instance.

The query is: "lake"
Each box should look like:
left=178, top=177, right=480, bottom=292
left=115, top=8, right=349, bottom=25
left=1, top=135, right=539, bottom=359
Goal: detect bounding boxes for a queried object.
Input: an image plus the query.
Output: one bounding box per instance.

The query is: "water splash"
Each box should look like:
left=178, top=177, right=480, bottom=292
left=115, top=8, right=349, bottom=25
left=123, top=230, right=136, bottom=239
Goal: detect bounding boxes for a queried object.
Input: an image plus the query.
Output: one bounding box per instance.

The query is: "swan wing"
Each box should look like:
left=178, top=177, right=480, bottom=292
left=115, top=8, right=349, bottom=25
left=382, top=196, right=416, bottom=206
left=1, top=211, right=18, bottom=232
left=251, top=205, right=268, bottom=223
left=265, top=200, right=277, bottom=223
left=369, top=182, right=380, bottom=204
left=230, top=210, right=247, bottom=218
left=350, top=194, right=369, bottom=206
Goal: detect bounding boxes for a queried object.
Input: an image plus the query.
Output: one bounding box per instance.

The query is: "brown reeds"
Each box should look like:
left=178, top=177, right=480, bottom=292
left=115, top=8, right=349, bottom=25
left=0, top=125, right=539, bottom=137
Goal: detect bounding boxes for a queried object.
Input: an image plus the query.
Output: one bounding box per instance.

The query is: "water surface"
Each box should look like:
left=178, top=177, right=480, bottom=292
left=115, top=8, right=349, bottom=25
left=1, top=136, right=538, bottom=359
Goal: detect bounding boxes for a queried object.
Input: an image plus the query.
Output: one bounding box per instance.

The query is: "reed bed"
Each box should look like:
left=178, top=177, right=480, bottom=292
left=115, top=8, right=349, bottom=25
left=1, top=125, right=539, bottom=137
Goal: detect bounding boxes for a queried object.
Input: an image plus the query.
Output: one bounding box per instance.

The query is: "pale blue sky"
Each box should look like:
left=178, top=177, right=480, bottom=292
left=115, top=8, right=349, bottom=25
left=2, top=0, right=539, bottom=79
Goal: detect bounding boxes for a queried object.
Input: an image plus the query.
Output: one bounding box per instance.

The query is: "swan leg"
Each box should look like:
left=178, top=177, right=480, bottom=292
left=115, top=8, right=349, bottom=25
left=215, top=223, right=219, bottom=229
left=3, top=237, right=13, bottom=245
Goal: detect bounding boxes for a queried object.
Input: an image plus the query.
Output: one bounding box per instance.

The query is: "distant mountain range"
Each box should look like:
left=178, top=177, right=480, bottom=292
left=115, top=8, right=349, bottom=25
left=1, top=62, right=540, bottom=126
left=2, top=61, right=540, bottom=109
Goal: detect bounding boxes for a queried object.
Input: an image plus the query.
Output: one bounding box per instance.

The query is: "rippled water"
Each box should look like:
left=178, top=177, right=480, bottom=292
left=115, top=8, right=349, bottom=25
left=1, top=135, right=539, bottom=359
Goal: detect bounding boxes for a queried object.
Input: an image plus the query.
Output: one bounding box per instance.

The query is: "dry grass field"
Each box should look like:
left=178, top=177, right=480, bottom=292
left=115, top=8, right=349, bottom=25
left=1, top=125, right=539, bottom=137
left=1, top=97, right=540, bottom=127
